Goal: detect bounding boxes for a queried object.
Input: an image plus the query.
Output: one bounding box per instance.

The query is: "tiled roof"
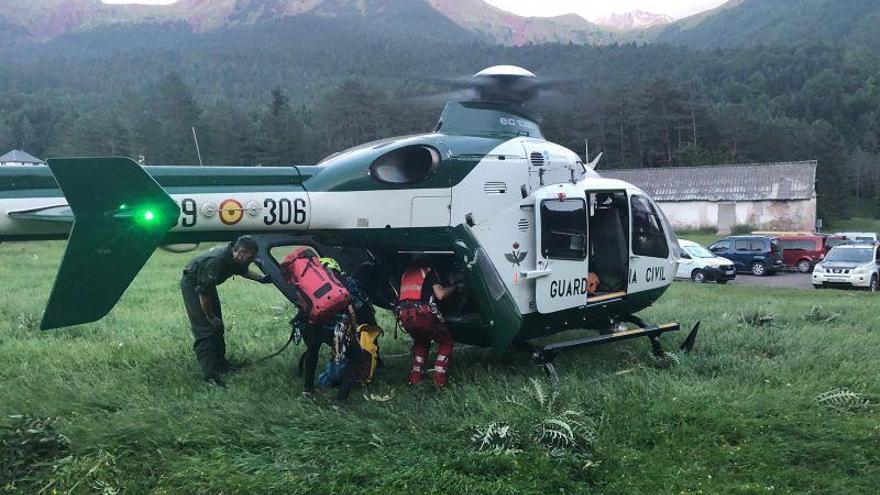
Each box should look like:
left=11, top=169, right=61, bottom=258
left=601, top=161, right=816, bottom=201
left=0, top=149, right=45, bottom=164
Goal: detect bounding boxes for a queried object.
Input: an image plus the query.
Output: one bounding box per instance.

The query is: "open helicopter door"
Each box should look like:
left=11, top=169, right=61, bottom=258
left=532, top=188, right=589, bottom=314
left=627, top=193, right=675, bottom=293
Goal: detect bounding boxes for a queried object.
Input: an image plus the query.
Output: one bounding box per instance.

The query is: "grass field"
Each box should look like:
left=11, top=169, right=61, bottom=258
left=2, top=242, right=879, bottom=494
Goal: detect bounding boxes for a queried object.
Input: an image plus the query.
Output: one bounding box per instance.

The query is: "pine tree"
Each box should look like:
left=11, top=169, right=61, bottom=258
left=257, top=88, right=302, bottom=166
left=150, top=72, right=202, bottom=165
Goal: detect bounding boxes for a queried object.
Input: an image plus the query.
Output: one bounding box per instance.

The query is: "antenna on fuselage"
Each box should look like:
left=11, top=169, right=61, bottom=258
left=192, top=126, right=204, bottom=167
left=587, top=152, right=603, bottom=171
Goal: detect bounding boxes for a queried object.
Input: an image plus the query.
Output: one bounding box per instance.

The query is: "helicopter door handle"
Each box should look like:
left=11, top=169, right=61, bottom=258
left=521, top=269, right=552, bottom=280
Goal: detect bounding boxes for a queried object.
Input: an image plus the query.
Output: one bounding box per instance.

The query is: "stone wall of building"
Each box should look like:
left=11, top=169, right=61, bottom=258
left=656, top=199, right=817, bottom=233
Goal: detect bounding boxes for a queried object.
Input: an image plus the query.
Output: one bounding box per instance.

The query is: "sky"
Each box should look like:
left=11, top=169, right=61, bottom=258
left=100, top=0, right=729, bottom=21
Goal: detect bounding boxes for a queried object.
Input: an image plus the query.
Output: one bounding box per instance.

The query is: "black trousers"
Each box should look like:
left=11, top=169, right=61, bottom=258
left=299, top=322, right=331, bottom=393
left=181, top=279, right=226, bottom=380
left=298, top=322, right=362, bottom=400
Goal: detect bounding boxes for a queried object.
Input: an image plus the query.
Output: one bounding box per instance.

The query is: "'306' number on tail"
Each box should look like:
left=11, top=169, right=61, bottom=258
left=263, top=198, right=307, bottom=225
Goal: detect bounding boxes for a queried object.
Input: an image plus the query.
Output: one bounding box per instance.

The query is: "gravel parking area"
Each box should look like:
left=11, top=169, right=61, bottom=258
left=677, top=271, right=816, bottom=290
left=727, top=271, right=816, bottom=290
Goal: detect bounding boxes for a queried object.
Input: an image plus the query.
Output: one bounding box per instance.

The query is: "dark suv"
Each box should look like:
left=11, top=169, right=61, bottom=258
left=708, top=236, right=785, bottom=276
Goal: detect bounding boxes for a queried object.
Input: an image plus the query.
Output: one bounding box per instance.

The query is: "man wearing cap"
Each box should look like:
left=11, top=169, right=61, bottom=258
left=180, top=236, right=271, bottom=386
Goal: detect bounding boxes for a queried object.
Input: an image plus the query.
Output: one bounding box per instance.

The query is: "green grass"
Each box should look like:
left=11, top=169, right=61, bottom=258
left=2, top=242, right=880, bottom=494
left=825, top=216, right=880, bottom=235
left=675, top=231, right=719, bottom=247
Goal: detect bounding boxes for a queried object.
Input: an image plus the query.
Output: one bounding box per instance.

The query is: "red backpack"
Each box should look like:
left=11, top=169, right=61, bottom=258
left=281, top=250, right=350, bottom=324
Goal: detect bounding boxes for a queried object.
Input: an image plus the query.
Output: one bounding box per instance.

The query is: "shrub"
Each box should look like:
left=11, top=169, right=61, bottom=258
left=737, top=308, right=776, bottom=327
left=731, top=224, right=757, bottom=235
left=0, top=416, right=69, bottom=485
left=677, top=226, right=717, bottom=236
left=803, top=305, right=840, bottom=323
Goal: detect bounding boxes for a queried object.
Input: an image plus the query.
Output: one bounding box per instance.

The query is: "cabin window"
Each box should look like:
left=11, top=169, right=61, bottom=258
left=369, top=145, right=440, bottom=184
left=540, top=199, right=587, bottom=260
left=630, top=195, right=669, bottom=258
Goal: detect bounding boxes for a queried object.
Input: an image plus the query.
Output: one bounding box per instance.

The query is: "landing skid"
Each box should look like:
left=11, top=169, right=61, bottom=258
left=522, top=317, right=701, bottom=384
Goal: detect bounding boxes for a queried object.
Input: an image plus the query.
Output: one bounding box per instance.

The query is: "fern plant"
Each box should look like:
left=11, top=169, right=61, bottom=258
left=737, top=308, right=776, bottom=327
left=495, top=380, right=596, bottom=459
left=471, top=422, right=520, bottom=455
left=803, top=305, right=840, bottom=323
left=816, top=388, right=875, bottom=413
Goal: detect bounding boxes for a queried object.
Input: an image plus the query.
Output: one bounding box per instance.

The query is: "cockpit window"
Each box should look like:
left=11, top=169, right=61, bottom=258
left=631, top=195, right=669, bottom=259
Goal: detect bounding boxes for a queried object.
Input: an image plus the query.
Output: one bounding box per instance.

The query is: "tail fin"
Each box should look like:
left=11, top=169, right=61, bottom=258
left=41, top=157, right=180, bottom=330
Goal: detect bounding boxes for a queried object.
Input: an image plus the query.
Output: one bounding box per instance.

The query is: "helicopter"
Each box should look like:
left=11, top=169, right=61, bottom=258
left=0, top=65, right=698, bottom=379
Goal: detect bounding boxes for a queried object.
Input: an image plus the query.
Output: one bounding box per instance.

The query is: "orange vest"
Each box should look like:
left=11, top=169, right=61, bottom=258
left=399, top=266, right=430, bottom=302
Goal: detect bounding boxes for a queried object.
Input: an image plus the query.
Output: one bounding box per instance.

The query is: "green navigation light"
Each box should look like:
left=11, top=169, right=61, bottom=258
left=143, top=210, right=156, bottom=222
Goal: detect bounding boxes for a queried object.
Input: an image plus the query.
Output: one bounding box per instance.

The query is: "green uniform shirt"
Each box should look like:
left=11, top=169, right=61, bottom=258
left=182, top=244, right=249, bottom=295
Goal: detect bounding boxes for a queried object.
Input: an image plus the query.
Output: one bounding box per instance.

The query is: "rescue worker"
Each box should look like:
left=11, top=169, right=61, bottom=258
left=397, top=260, right=462, bottom=388
left=321, top=257, right=377, bottom=401
left=295, top=256, right=374, bottom=401
left=180, top=236, right=271, bottom=386
left=280, top=247, right=330, bottom=397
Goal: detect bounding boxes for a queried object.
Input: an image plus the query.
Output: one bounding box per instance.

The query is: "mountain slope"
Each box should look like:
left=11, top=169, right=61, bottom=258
left=427, top=0, right=614, bottom=45
left=0, top=0, right=615, bottom=45
left=595, top=10, right=672, bottom=31
left=657, top=0, right=880, bottom=49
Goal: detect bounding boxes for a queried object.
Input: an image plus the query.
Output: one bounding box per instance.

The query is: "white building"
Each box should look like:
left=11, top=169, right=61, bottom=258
left=603, top=161, right=817, bottom=234
left=0, top=150, right=46, bottom=167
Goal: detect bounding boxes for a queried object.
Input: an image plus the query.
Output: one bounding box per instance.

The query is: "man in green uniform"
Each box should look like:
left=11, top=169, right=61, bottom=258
left=180, top=236, right=271, bottom=386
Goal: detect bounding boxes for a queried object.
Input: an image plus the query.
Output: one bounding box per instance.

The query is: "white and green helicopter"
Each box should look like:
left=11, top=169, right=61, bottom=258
left=0, top=65, right=697, bottom=377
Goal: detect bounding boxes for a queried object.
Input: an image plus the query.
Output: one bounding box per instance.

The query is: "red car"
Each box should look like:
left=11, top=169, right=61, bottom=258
left=778, top=236, right=826, bottom=273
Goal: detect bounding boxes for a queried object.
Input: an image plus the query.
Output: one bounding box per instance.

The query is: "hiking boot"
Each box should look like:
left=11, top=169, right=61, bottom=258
left=408, top=354, right=426, bottom=385
left=407, top=370, right=423, bottom=385
left=219, top=359, right=246, bottom=374
left=433, top=368, right=448, bottom=388
left=206, top=376, right=227, bottom=389
left=433, top=354, right=449, bottom=388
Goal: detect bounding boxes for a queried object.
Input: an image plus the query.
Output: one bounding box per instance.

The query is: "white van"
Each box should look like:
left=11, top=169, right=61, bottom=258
left=676, top=239, right=737, bottom=284
left=835, top=232, right=878, bottom=243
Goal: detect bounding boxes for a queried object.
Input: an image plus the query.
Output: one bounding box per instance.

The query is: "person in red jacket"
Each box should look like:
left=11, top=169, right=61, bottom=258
left=397, top=260, right=461, bottom=388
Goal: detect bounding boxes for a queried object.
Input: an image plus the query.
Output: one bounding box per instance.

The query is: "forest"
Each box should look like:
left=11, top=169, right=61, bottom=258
left=1, top=14, right=879, bottom=219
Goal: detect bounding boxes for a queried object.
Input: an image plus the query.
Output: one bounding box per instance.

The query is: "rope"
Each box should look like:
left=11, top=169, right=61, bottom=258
left=254, top=326, right=298, bottom=363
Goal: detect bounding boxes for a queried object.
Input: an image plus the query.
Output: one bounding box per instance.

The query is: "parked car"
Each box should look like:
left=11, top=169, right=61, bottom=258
left=778, top=235, right=826, bottom=273
left=823, top=234, right=851, bottom=251
left=707, top=235, right=785, bottom=276
left=676, top=239, right=736, bottom=283
left=811, top=243, right=880, bottom=291
left=834, top=232, right=878, bottom=243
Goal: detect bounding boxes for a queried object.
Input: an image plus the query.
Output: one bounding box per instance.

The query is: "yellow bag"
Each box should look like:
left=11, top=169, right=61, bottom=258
left=357, top=324, right=383, bottom=384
